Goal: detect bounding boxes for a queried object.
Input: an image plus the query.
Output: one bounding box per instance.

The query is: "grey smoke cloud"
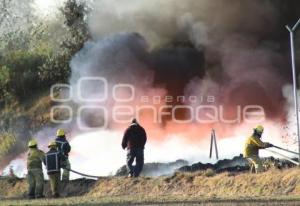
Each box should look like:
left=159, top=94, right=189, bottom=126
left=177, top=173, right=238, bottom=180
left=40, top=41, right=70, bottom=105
left=87, top=0, right=281, bottom=48
left=78, top=0, right=298, bottom=127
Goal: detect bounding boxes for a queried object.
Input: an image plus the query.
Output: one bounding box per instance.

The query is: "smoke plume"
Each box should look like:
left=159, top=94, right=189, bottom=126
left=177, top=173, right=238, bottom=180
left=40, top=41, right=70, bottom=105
left=70, top=0, right=300, bottom=135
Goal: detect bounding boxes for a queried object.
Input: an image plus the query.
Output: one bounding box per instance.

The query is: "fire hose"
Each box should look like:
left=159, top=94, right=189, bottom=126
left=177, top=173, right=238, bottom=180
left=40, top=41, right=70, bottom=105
left=66, top=168, right=103, bottom=179
left=265, top=148, right=299, bottom=166
left=272, top=145, right=299, bottom=156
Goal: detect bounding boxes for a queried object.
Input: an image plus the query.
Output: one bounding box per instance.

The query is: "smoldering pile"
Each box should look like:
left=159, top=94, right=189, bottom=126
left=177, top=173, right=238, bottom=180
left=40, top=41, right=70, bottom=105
left=179, top=155, right=296, bottom=173
left=115, top=155, right=296, bottom=177
left=115, top=159, right=188, bottom=176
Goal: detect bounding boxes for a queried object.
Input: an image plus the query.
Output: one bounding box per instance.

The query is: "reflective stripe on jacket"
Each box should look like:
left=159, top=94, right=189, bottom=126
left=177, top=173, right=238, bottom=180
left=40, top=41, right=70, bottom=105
left=55, top=137, right=71, bottom=156
left=44, top=148, right=64, bottom=174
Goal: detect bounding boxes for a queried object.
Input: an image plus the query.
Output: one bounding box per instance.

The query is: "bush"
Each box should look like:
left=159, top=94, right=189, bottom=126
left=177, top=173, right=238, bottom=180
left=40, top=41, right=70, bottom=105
left=60, top=0, right=89, bottom=55
left=38, top=53, right=71, bottom=86
left=1, top=50, right=48, bottom=100
left=0, top=65, right=13, bottom=106
left=0, top=131, right=17, bottom=160
left=0, top=0, right=90, bottom=105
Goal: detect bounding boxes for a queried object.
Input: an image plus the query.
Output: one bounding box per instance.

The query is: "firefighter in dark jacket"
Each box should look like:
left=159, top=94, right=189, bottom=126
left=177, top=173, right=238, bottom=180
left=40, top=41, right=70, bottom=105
left=122, top=119, right=147, bottom=177
left=44, top=141, right=65, bottom=198
left=55, top=129, right=71, bottom=181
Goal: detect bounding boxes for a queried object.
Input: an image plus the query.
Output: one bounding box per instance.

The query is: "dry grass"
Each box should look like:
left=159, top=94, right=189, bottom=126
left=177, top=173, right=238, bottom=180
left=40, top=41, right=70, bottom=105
left=1, top=168, right=300, bottom=205
left=26, top=95, right=55, bottom=129
left=0, top=177, right=27, bottom=198
left=88, top=168, right=300, bottom=198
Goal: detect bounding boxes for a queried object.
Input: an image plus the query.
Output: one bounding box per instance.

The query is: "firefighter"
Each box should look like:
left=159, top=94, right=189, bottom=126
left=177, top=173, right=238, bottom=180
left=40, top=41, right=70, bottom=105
left=244, top=125, right=273, bottom=173
left=27, top=139, right=45, bottom=199
left=122, top=118, right=147, bottom=177
left=55, top=129, right=71, bottom=181
left=44, top=141, right=65, bottom=198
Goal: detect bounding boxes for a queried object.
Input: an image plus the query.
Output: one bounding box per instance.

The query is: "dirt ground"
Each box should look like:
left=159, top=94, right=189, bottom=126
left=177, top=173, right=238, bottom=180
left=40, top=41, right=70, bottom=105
left=1, top=196, right=300, bottom=206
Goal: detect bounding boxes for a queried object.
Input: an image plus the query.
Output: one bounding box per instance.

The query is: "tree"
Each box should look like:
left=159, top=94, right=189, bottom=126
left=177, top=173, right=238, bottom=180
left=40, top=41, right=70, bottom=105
left=60, top=0, right=90, bottom=55
left=39, top=0, right=90, bottom=85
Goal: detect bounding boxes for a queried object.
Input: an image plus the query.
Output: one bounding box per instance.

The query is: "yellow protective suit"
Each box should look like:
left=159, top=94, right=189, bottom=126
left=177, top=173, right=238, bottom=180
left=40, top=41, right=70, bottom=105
left=244, top=135, right=268, bottom=173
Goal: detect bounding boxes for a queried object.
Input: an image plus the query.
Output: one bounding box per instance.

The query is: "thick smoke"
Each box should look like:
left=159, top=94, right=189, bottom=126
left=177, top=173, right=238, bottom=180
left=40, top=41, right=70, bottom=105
left=70, top=0, right=300, bottom=136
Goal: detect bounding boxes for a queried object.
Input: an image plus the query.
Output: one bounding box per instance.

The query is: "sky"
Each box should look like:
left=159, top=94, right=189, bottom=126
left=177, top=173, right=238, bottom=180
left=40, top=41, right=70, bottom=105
left=32, top=0, right=65, bottom=18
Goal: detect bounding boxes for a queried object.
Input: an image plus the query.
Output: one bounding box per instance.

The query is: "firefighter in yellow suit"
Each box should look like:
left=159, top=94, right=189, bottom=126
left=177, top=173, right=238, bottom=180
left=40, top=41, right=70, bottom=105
left=244, top=125, right=273, bottom=173
left=27, top=139, right=45, bottom=199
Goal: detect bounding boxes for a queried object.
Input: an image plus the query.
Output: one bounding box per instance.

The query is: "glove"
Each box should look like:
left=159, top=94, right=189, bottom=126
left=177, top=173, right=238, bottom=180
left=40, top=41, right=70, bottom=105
left=265, top=143, right=273, bottom=148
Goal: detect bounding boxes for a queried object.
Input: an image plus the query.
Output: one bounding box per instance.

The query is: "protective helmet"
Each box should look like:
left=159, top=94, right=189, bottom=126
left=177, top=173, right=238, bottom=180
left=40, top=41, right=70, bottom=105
left=28, top=139, right=38, bottom=147
left=48, top=141, right=57, bottom=148
left=56, top=129, right=65, bottom=137
left=254, top=125, right=264, bottom=133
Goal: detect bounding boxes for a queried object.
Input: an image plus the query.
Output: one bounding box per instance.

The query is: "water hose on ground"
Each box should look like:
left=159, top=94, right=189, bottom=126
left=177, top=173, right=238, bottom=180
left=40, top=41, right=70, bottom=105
left=67, top=168, right=103, bottom=179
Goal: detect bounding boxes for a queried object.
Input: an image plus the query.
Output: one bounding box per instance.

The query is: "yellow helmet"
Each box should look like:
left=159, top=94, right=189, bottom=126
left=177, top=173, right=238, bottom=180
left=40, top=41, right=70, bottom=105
left=56, top=129, right=65, bottom=137
left=28, top=139, right=38, bottom=147
left=255, top=125, right=264, bottom=133
left=48, top=141, right=57, bottom=148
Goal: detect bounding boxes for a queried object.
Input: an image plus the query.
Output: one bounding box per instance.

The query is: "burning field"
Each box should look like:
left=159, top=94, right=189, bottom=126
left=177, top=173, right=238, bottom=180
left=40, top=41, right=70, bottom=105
left=1, top=0, right=300, bottom=199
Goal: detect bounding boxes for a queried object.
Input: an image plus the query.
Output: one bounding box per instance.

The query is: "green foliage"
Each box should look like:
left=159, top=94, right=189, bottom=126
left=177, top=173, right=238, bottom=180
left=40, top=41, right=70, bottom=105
left=0, top=131, right=17, bottom=160
left=0, top=65, right=12, bottom=105
left=60, top=0, right=89, bottom=55
left=38, top=53, right=71, bottom=86
left=38, top=0, right=90, bottom=85
left=0, top=0, right=90, bottom=104
left=0, top=50, right=48, bottom=100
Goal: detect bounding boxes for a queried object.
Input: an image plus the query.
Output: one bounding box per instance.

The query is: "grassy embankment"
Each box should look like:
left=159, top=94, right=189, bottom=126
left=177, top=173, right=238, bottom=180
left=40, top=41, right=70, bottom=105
left=1, top=168, right=300, bottom=205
